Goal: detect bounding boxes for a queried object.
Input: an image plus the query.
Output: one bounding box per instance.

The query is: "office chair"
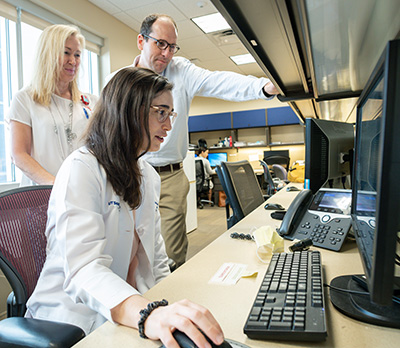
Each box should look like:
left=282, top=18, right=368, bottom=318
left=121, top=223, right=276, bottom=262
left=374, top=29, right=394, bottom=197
left=0, top=185, right=85, bottom=348
left=259, top=160, right=277, bottom=197
left=195, top=159, right=214, bottom=209
left=272, top=164, right=288, bottom=181
left=216, top=160, right=265, bottom=228
left=263, top=154, right=291, bottom=172
left=215, top=165, right=239, bottom=228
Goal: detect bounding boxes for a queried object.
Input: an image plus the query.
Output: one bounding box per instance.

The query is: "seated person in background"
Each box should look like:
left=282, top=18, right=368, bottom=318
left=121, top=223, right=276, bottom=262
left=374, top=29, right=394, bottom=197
left=25, top=67, right=225, bottom=348
left=197, top=147, right=216, bottom=202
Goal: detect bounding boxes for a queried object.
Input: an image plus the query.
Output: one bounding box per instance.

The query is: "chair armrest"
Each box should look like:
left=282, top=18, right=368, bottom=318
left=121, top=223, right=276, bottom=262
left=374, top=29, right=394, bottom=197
left=0, top=317, right=85, bottom=348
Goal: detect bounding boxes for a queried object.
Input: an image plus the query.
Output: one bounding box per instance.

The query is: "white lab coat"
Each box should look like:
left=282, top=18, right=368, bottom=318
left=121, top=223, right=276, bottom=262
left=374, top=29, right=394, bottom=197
left=26, top=147, right=170, bottom=334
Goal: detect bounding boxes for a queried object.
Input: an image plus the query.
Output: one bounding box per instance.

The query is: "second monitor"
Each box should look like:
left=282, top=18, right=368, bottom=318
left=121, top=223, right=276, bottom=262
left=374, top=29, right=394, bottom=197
left=208, top=152, right=228, bottom=168
left=304, top=118, right=354, bottom=194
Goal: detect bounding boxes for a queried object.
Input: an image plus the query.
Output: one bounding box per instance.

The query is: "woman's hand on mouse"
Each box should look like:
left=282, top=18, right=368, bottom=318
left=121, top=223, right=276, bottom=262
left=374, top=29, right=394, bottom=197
left=145, top=299, right=225, bottom=348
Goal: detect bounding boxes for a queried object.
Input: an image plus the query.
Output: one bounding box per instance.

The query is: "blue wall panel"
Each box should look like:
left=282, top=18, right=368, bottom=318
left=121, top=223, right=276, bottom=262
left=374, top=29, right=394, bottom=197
left=267, top=106, right=300, bottom=126
left=232, top=109, right=266, bottom=128
left=188, top=112, right=231, bottom=132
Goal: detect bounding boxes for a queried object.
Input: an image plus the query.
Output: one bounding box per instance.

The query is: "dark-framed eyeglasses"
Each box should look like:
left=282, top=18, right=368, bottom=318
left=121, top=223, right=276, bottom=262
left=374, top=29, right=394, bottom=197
left=150, top=105, right=177, bottom=123
left=142, top=34, right=180, bottom=54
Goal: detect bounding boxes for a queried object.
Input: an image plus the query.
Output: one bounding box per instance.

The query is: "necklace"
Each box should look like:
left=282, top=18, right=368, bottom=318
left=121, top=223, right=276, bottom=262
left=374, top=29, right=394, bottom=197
left=50, top=95, right=77, bottom=158
left=64, top=101, right=77, bottom=145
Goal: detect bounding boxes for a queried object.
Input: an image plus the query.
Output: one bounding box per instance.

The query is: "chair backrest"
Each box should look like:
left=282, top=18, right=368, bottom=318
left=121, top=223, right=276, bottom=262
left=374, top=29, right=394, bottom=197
left=215, top=164, right=241, bottom=228
left=0, top=185, right=52, bottom=317
left=259, top=160, right=277, bottom=196
left=272, top=164, right=288, bottom=180
left=195, top=159, right=209, bottom=193
left=263, top=154, right=291, bottom=171
left=221, top=160, right=265, bottom=224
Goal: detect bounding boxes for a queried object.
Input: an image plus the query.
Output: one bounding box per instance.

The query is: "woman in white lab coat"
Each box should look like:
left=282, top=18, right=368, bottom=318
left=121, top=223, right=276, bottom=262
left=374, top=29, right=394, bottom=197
left=26, top=67, right=225, bottom=348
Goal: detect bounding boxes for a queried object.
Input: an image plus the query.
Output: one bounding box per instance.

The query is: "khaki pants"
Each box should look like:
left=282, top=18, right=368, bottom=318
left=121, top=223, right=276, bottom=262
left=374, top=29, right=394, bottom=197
left=159, top=168, right=190, bottom=267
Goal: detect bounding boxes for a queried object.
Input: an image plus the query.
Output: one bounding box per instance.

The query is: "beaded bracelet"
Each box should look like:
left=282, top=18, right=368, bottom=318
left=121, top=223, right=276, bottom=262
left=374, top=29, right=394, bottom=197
left=230, top=232, right=254, bottom=241
left=138, top=299, right=168, bottom=339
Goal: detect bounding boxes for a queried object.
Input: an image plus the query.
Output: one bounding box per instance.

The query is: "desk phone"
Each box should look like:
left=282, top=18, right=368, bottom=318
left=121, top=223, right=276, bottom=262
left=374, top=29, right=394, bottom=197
left=277, top=188, right=352, bottom=251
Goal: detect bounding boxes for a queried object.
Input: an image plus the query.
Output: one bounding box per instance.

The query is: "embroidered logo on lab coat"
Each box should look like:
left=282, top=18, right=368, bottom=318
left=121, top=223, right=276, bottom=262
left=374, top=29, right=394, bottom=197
left=108, top=200, right=121, bottom=211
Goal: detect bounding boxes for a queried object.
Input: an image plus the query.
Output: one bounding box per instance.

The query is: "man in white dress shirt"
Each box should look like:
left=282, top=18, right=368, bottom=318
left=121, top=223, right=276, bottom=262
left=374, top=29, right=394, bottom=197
left=114, top=14, right=278, bottom=267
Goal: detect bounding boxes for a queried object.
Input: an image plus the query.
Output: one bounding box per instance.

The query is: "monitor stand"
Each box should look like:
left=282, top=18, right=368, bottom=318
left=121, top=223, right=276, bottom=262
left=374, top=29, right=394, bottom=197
left=329, top=275, right=400, bottom=328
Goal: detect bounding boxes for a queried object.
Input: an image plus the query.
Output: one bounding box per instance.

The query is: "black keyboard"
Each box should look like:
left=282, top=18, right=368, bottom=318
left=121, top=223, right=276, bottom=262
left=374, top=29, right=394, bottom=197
left=244, top=251, right=327, bottom=341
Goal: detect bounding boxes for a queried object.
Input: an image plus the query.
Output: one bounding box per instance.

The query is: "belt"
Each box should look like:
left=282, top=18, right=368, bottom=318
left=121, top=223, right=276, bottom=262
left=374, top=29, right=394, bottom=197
left=153, top=162, right=183, bottom=173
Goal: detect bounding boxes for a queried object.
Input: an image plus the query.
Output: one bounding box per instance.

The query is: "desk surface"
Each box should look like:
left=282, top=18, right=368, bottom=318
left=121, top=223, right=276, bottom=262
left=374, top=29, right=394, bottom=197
left=74, top=186, right=400, bottom=348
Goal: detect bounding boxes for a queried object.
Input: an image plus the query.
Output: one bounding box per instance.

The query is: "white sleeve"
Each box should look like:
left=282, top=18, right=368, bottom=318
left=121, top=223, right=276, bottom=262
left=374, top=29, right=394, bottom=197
left=6, top=89, right=33, bottom=127
left=204, top=159, right=216, bottom=175
left=174, top=57, right=273, bottom=101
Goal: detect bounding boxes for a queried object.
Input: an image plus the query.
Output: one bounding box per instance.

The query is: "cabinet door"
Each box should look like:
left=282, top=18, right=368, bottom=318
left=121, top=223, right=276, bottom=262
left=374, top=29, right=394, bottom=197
left=232, top=109, right=266, bottom=128
left=188, top=112, right=231, bottom=132
left=267, top=106, right=300, bottom=125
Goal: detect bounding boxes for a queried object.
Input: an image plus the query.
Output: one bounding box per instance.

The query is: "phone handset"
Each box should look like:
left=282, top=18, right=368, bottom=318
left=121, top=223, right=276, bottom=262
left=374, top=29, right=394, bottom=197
left=277, top=189, right=313, bottom=237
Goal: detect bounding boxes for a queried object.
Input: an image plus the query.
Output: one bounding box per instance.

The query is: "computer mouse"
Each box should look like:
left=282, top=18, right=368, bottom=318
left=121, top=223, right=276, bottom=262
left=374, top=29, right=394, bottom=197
left=286, top=186, right=301, bottom=192
left=159, top=330, right=233, bottom=348
left=264, top=202, right=285, bottom=210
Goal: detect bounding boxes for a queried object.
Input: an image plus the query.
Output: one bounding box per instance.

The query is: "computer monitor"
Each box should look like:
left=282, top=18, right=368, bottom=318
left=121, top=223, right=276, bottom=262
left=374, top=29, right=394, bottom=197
left=304, top=118, right=354, bottom=194
left=329, top=39, right=400, bottom=328
left=208, top=152, right=228, bottom=168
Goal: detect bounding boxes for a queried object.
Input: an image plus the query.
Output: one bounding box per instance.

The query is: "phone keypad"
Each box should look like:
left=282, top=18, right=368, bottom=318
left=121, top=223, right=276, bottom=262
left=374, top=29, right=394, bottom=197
left=293, top=214, right=351, bottom=252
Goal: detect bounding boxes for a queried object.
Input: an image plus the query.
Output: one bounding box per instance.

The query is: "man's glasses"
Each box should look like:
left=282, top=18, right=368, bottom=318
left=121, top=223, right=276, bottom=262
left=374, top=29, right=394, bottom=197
left=142, top=34, right=180, bottom=54
left=150, top=105, right=177, bottom=123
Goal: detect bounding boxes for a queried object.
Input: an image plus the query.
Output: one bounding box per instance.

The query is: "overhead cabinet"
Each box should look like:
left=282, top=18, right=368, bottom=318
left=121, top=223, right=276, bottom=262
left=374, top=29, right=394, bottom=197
left=188, top=112, right=231, bottom=132
left=232, top=109, right=266, bottom=128
left=189, top=106, right=299, bottom=133
left=267, top=107, right=299, bottom=126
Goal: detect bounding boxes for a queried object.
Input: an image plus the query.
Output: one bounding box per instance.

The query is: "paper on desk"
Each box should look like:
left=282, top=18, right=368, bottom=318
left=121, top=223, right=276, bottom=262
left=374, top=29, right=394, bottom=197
left=253, top=225, right=284, bottom=263
left=209, top=263, right=249, bottom=285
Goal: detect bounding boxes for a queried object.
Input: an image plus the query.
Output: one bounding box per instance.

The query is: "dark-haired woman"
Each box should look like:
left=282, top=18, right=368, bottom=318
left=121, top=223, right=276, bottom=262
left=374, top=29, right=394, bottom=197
left=26, top=67, right=224, bottom=348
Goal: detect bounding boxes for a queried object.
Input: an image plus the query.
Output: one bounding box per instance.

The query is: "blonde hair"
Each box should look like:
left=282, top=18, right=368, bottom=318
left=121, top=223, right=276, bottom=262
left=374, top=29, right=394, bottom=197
left=30, top=24, right=85, bottom=106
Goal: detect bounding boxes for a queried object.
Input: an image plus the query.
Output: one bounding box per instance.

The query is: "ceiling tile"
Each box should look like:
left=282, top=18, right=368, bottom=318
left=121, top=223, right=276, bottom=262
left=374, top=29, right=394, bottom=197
left=112, top=12, right=142, bottom=31
left=168, top=0, right=218, bottom=18
left=218, top=42, right=249, bottom=57
left=181, top=46, right=226, bottom=63
left=88, top=0, right=123, bottom=15
left=125, top=0, right=187, bottom=23
left=178, top=34, right=215, bottom=54
left=175, top=19, right=205, bottom=40
left=105, top=0, right=159, bottom=11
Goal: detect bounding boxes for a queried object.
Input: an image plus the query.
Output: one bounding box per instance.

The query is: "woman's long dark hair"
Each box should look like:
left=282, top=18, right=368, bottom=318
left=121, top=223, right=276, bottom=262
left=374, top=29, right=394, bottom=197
left=85, top=67, right=173, bottom=209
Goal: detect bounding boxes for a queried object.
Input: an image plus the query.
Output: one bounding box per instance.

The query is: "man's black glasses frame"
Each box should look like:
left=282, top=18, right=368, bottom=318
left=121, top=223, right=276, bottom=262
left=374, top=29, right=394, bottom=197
left=141, top=34, right=180, bottom=54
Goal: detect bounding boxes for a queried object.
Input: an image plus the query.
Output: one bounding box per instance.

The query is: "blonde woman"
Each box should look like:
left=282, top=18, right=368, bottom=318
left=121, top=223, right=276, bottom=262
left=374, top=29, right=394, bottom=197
left=7, top=24, right=98, bottom=186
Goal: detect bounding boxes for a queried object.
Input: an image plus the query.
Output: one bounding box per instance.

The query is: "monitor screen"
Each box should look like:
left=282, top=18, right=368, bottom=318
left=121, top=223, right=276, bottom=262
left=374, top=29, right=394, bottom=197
left=304, top=118, right=354, bottom=194
left=329, top=39, right=400, bottom=328
left=208, top=152, right=228, bottom=167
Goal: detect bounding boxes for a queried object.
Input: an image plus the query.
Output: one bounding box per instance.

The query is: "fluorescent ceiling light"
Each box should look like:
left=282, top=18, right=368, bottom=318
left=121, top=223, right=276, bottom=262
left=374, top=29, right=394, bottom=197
left=191, top=13, right=231, bottom=33
left=230, top=53, right=256, bottom=65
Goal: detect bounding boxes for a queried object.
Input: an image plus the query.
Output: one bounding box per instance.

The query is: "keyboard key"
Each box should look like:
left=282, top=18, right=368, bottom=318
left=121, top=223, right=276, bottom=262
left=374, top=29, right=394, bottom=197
left=247, top=321, right=268, bottom=330
left=269, top=321, right=292, bottom=330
